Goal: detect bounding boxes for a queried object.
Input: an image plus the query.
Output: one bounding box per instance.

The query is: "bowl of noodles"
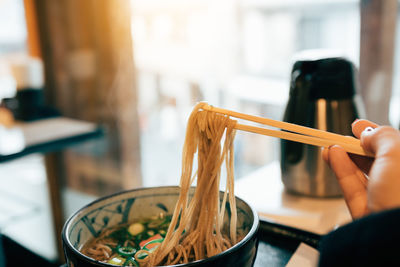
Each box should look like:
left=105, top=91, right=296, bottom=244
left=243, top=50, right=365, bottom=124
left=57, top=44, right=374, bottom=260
left=62, top=186, right=259, bottom=267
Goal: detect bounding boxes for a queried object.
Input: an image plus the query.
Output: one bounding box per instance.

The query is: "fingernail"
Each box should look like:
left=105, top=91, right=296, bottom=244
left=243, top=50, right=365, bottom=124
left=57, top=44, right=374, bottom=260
left=363, top=126, right=375, bottom=133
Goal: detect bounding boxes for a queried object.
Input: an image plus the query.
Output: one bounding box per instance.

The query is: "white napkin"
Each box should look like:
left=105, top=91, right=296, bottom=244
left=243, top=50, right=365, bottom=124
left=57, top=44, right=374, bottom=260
left=286, top=243, right=320, bottom=267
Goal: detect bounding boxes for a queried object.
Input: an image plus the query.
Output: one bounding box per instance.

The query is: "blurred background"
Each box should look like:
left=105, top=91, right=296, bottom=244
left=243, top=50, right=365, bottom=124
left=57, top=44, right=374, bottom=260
left=0, top=0, right=399, bottom=264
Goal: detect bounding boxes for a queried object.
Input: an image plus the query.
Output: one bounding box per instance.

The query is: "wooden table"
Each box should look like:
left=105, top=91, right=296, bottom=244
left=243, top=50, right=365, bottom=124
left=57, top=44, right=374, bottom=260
left=0, top=117, right=103, bottom=262
left=236, top=161, right=352, bottom=266
left=236, top=160, right=352, bottom=235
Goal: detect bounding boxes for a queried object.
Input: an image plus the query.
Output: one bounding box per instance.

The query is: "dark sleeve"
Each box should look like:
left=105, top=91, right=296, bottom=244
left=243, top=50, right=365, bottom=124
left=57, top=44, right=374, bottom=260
left=318, top=208, right=400, bottom=267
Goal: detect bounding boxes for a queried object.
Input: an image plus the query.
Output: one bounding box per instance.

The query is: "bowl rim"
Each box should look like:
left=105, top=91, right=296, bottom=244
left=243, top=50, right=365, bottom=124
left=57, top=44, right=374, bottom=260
left=62, top=185, right=260, bottom=267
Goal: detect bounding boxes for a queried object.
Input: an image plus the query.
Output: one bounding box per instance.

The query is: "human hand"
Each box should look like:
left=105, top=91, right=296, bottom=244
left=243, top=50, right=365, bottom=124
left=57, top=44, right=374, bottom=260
left=322, top=119, right=400, bottom=219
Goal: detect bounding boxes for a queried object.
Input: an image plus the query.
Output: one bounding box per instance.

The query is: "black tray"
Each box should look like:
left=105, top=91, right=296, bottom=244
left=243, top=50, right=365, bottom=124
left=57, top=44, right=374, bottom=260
left=57, top=220, right=321, bottom=266
left=1, top=219, right=321, bottom=267
left=253, top=219, right=321, bottom=266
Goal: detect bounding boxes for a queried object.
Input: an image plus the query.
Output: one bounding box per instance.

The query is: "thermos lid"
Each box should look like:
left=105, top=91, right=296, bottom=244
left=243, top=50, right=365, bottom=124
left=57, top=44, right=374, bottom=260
left=292, top=56, right=357, bottom=100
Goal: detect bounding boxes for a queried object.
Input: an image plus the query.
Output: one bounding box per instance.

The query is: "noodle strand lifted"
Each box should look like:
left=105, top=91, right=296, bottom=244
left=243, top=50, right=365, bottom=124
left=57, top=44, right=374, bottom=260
left=145, top=103, right=238, bottom=266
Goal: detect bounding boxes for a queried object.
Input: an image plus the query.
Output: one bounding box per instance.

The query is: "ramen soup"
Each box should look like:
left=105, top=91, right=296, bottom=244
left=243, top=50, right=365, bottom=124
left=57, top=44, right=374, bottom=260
left=81, top=213, right=172, bottom=266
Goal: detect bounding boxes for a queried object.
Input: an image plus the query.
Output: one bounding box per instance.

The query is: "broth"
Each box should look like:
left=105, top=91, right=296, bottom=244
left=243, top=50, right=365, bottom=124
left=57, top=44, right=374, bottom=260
left=81, top=213, right=172, bottom=266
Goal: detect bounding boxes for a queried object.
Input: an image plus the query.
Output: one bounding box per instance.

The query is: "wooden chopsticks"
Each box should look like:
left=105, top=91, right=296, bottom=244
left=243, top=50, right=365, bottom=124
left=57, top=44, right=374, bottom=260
left=201, top=103, right=373, bottom=158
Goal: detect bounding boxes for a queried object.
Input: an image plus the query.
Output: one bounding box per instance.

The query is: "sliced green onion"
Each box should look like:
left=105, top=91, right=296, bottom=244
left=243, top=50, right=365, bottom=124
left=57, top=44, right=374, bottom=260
left=117, top=246, right=137, bottom=257
left=122, top=257, right=140, bottom=267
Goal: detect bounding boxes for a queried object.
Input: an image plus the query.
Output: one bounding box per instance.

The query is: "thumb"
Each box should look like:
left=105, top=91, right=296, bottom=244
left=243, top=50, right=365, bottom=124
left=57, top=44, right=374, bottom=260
left=360, top=126, right=400, bottom=212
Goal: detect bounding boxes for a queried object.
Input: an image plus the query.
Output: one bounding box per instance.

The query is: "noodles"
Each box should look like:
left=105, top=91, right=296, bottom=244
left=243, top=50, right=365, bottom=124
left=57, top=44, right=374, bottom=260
left=80, top=103, right=239, bottom=266
left=146, top=102, right=238, bottom=266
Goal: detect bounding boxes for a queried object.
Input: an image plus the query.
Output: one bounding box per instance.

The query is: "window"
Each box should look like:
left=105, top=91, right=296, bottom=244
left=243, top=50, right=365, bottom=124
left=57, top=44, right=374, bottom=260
left=0, top=0, right=26, bottom=55
left=130, top=0, right=362, bottom=186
